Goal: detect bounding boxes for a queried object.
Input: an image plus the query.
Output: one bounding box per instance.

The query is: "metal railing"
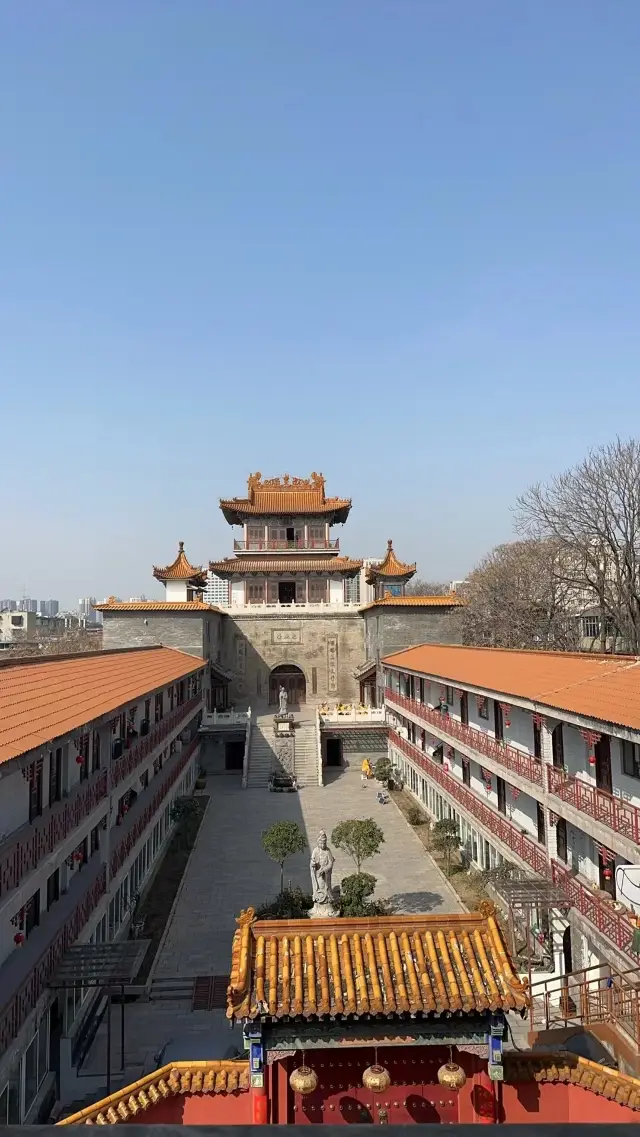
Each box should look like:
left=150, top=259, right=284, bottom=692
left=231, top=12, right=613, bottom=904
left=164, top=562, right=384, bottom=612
left=529, top=960, right=640, bottom=1047
left=316, top=708, right=323, bottom=787
left=110, top=738, right=200, bottom=878
left=386, top=688, right=544, bottom=786
left=0, top=769, right=108, bottom=899
left=233, top=538, right=340, bottom=552
left=110, top=695, right=202, bottom=789
left=547, top=765, right=640, bottom=846
left=550, top=860, right=639, bottom=962
left=390, top=729, right=549, bottom=876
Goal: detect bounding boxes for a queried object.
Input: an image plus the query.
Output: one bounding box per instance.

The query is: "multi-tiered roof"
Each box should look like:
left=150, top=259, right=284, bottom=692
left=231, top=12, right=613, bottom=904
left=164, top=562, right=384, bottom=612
left=219, top=472, right=352, bottom=526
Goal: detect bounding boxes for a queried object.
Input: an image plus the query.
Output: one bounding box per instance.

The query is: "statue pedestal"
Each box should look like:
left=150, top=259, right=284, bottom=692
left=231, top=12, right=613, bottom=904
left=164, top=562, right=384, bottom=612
left=308, top=900, right=339, bottom=919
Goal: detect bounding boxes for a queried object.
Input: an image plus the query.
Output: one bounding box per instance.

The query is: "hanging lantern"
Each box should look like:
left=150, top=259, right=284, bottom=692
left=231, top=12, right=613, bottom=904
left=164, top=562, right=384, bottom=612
left=14, top=931, right=25, bottom=946
left=537, top=931, right=546, bottom=945
left=588, top=755, right=596, bottom=767
left=362, top=1064, right=391, bottom=1094
left=437, top=1062, right=467, bottom=1090
left=76, top=754, right=84, bottom=766
left=289, top=1066, right=318, bottom=1096
left=603, top=867, right=613, bottom=881
left=73, top=851, right=83, bottom=863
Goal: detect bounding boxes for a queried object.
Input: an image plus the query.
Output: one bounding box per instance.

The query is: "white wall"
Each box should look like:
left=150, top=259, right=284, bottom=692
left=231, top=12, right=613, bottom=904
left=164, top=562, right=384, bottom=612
left=165, top=580, right=188, bottom=602
left=329, top=578, right=344, bottom=605
left=231, top=580, right=244, bottom=605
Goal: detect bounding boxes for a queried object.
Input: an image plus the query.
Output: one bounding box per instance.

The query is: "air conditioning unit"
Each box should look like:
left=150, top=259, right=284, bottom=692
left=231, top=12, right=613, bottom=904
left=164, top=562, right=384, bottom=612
left=615, top=865, right=640, bottom=915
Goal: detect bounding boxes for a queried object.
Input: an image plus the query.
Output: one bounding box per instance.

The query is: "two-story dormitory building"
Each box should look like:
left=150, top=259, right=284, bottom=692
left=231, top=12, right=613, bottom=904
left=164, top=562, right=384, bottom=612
left=0, top=646, right=207, bottom=1125
left=384, top=644, right=640, bottom=983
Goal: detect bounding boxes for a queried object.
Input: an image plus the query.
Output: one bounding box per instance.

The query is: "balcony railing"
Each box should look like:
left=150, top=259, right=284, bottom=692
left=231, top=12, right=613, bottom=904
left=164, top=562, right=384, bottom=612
left=386, top=688, right=544, bottom=787
left=319, top=705, right=387, bottom=723
left=547, top=766, right=640, bottom=847
left=550, top=860, right=639, bottom=963
left=233, top=538, right=339, bottom=552
left=201, top=708, right=251, bottom=729
left=390, top=730, right=549, bottom=877
left=110, top=695, right=201, bottom=789
left=110, top=736, right=200, bottom=878
left=529, top=961, right=640, bottom=1046
left=0, top=769, right=108, bottom=900
left=0, top=859, right=107, bottom=1057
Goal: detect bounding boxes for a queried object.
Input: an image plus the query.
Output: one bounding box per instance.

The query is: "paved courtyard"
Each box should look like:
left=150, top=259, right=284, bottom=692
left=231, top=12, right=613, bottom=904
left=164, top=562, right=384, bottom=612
left=77, top=764, right=462, bottom=1091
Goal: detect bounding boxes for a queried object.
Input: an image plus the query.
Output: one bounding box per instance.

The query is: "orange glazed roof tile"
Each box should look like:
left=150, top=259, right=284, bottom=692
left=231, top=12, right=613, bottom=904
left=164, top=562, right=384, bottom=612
left=152, top=541, right=207, bottom=586
left=383, top=643, right=640, bottom=731
left=94, top=600, right=218, bottom=612
left=209, top=555, right=363, bottom=575
left=0, top=646, right=206, bottom=765
left=361, top=595, right=465, bottom=611
left=220, top=472, right=351, bottom=524
left=226, top=904, right=528, bottom=1022
left=56, top=1060, right=250, bottom=1125
left=365, top=539, right=416, bottom=583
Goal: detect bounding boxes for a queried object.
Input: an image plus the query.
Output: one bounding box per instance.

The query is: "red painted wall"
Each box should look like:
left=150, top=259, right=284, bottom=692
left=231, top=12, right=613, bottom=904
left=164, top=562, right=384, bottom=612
left=126, top=1091, right=251, bottom=1124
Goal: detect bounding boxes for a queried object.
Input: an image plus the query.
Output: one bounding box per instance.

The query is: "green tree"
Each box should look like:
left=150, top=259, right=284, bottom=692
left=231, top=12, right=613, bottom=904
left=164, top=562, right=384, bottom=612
left=170, top=797, right=202, bottom=850
left=431, top=817, right=460, bottom=877
left=374, top=756, right=393, bottom=787
left=261, top=821, right=307, bottom=894
left=331, top=818, right=385, bottom=873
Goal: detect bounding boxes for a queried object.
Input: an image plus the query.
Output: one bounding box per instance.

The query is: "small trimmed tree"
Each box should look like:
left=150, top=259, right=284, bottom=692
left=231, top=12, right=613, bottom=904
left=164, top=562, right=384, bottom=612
left=431, top=817, right=459, bottom=877
left=331, top=818, right=384, bottom=873
left=261, top=821, right=307, bottom=894
left=374, top=755, right=393, bottom=787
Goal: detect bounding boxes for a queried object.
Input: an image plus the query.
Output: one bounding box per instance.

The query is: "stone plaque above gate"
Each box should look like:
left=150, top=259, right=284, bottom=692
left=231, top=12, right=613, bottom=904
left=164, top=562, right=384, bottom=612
left=271, top=628, right=302, bottom=645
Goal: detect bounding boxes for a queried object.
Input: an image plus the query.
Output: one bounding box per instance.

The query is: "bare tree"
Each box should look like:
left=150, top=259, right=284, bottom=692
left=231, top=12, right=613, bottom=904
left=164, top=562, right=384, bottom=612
left=516, top=438, right=640, bottom=654
left=404, top=578, right=449, bottom=596
left=4, top=628, right=103, bottom=660
left=462, top=539, right=580, bottom=651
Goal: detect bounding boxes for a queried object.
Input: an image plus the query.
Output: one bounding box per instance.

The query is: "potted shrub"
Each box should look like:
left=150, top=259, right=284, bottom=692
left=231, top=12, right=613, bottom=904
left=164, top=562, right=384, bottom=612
left=195, top=765, right=206, bottom=790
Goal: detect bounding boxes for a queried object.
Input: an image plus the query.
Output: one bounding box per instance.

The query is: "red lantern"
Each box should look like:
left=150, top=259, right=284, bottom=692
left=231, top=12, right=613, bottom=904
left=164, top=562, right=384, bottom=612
left=537, top=932, right=545, bottom=945
left=14, top=932, right=24, bottom=946
left=76, top=754, right=84, bottom=766
left=588, top=755, right=596, bottom=767
left=603, top=867, right=613, bottom=880
left=73, top=851, right=83, bottom=863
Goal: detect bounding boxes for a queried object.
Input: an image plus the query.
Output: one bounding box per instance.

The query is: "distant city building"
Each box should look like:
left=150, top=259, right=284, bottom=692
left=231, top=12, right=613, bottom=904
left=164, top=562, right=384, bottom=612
left=0, top=599, right=17, bottom=612
left=19, top=598, right=38, bottom=613
left=78, top=597, right=99, bottom=624
left=203, top=572, right=229, bottom=608
left=38, top=599, right=60, bottom=617
left=128, top=595, right=148, bottom=603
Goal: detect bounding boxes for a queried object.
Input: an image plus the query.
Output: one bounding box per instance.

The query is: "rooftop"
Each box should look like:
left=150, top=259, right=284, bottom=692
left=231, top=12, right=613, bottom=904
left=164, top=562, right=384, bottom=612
left=226, top=903, right=528, bottom=1022
left=209, top=555, right=363, bottom=576
left=152, top=541, right=207, bottom=586
left=365, top=539, right=416, bottom=583
left=220, top=472, right=351, bottom=525
left=94, top=600, right=218, bottom=613
left=383, top=643, right=640, bottom=731
left=361, top=594, right=465, bottom=611
left=0, top=646, right=206, bottom=765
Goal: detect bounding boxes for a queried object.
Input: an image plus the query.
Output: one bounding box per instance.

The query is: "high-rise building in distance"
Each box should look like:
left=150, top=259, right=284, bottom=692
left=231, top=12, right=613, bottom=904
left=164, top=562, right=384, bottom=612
left=20, top=598, right=38, bottom=613
left=203, top=571, right=229, bottom=608
left=0, top=599, right=17, bottom=611
left=78, top=597, right=98, bottom=623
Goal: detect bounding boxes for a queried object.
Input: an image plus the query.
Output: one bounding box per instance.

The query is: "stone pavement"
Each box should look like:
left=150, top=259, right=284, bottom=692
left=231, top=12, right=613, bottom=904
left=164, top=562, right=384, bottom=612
left=77, top=765, right=461, bottom=1089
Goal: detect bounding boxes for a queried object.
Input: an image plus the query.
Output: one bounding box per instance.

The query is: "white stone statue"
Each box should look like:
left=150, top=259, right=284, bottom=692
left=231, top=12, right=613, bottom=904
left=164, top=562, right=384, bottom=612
left=278, top=685, right=288, bottom=715
left=309, top=830, right=337, bottom=916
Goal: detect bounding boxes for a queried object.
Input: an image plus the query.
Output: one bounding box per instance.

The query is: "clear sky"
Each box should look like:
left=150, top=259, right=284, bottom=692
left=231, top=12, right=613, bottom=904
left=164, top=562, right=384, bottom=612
left=1, top=1, right=639, bottom=608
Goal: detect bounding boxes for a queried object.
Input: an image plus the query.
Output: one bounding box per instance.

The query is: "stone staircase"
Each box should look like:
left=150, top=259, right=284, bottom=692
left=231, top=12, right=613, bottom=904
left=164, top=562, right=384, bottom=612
left=247, top=709, right=320, bottom=789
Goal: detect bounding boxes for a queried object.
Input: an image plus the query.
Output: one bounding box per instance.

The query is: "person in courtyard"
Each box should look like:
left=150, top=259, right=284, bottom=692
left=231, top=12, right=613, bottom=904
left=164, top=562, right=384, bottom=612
left=361, top=756, right=372, bottom=785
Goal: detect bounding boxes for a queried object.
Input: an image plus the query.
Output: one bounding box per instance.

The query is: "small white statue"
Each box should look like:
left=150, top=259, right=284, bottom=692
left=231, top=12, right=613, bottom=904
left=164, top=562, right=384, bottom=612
left=278, top=685, right=288, bottom=715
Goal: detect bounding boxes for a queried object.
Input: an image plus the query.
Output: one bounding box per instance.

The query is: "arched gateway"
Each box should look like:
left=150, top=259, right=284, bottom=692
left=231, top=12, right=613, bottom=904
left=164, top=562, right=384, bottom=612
left=269, top=664, right=306, bottom=706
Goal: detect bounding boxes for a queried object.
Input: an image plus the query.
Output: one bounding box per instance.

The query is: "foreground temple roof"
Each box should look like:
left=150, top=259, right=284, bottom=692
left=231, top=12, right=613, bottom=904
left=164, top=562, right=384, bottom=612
left=226, top=904, right=529, bottom=1022
left=366, top=539, right=416, bottom=584
left=360, top=594, right=465, bottom=611
left=209, top=554, right=363, bottom=576
left=220, top=473, right=352, bottom=525
left=152, top=541, right=207, bottom=587
left=57, top=1060, right=250, bottom=1126
left=94, top=599, right=218, bottom=612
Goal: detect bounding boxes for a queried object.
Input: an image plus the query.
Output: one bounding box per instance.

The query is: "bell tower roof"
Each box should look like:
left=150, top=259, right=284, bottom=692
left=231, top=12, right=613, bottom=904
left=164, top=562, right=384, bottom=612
left=153, top=542, right=207, bottom=588
left=219, top=473, right=351, bottom=526
left=365, top=539, right=416, bottom=584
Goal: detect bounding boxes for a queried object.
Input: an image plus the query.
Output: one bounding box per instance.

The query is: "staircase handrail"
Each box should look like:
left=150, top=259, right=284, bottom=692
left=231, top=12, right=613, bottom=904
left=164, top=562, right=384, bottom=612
left=316, top=707, right=323, bottom=786
left=241, top=707, right=252, bottom=790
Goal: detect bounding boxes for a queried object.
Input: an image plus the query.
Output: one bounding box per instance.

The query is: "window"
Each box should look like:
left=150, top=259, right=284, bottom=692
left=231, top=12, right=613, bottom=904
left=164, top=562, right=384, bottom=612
left=493, top=701, right=504, bottom=742
left=308, top=525, right=325, bottom=547
left=247, top=526, right=264, bottom=549
left=418, top=678, right=425, bottom=704
left=29, top=765, right=43, bottom=822
left=460, top=691, right=468, bottom=726
left=497, top=776, right=507, bottom=815
left=533, top=720, right=542, bottom=759
left=140, top=770, right=149, bottom=790
left=91, top=730, right=101, bottom=771
left=246, top=581, right=266, bottom=604
left=462, top=757, right=471, bottom=787
left=46, top=868, right=60, bottom=909
left=48, top=747, right=62, bottom=804
left=154, top=692, right=164, bottom=723
left=90, top=824, right=100, bottom=855
left=582, top=616, right=601, bottom=639
left=622, top=740, right=640, bottom=779
left=537, top=802, right=546, bottom=846
left=477, top=696, right=489, bottom=720
left=308, top=578, right=327, bottom=603
left=10, top=614, right=23, bottom=627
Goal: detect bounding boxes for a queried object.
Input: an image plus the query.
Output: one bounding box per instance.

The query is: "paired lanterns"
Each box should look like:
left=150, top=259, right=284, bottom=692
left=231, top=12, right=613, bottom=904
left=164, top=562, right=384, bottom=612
left=437, top=1062, right=467, bottom=1090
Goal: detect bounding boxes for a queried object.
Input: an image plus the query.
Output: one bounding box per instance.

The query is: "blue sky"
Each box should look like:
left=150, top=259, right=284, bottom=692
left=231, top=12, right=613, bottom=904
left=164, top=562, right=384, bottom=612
left=1, top=1, right=639, bottom=607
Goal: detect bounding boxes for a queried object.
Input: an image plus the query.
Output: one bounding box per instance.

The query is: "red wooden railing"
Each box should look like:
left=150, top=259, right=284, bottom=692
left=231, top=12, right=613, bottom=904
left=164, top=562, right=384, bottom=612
left=547, top=766, right=640, bottom=846
left=0, top=863, right=107, bottom=1056
left=110, top=695, right=201, bottom=789
left=0, top=771, right=108, bottom=899
left=551, top=860, right=639, bottom=961
left=529, top=961, right=640, bottom=1045
left=110, top=737, right=200, bottom=878
left=386, top=688, right=544, bottom=786
left=390, top=729, right=549, bottom=875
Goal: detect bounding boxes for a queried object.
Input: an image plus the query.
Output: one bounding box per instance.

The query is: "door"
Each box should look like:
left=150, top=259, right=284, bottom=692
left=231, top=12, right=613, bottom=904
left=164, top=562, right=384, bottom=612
left=460, top=691, right=468, bottom=726
left=556, top=817, right=568, bottom=862
left=29, top=767, right=43, bottom=822
left=326, top=738, right=342, bottom=767
left=537, top=802, right=546, bottom=845
left=493, top=700, right=504, bottom=742
left=552, top=724, right=564, bottom=768
left=497, top=776, right=507, bottom=815
left=278, top=581, right=296, bottom=604
left=595, top=734, right=613, bottom=794
left=225, top=740, right=245, bottom=771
